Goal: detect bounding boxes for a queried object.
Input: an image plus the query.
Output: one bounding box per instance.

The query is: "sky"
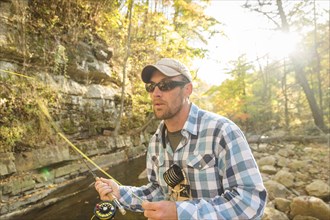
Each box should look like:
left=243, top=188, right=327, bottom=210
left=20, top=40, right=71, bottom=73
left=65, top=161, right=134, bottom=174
left=194, top=0, right=329, bottom=85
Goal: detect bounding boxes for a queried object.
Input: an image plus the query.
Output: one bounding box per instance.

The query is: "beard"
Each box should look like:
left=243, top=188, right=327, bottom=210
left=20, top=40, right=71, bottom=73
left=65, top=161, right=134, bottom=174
left=153, top=101, right=183, bottom=120
left=153, top=92, right=184, bottom=120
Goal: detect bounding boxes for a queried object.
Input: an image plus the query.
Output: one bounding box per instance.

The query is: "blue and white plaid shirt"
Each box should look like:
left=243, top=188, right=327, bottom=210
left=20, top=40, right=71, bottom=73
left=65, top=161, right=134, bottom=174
left=119, top=103, right=267, bottom=219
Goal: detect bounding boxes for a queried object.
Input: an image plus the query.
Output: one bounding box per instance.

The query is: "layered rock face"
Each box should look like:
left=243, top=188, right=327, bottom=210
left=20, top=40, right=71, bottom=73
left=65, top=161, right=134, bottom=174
left=0, top=0, right=148, bottom=216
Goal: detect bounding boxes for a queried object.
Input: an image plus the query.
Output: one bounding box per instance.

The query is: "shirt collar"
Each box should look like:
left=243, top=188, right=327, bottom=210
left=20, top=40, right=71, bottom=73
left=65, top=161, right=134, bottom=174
left=182, top=103, right=199, bottom=136
left=155, top=103, right=200, bottom=140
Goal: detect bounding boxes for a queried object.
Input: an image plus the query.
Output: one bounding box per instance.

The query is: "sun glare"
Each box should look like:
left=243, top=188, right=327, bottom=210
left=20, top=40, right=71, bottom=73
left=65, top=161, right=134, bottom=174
left=264, top=32, right=300, bottom=59
left=196, top=1, right=306, bottom=85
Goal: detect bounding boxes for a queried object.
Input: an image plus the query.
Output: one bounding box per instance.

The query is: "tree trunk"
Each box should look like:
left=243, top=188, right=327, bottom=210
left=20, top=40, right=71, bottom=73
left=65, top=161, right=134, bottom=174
left=313, top=0, right=323, bottom=115
left=114, top=0, right=134, bottom=136
left=282, top=60, right=289, bottom=130
left=290, top=52, right=327, bottom=132
left=276, top=0, right=328, bottom=133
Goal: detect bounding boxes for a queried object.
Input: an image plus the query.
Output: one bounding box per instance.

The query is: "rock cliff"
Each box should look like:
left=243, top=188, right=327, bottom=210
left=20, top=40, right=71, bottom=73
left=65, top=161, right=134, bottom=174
left=0, top=0, right=148, bottom=216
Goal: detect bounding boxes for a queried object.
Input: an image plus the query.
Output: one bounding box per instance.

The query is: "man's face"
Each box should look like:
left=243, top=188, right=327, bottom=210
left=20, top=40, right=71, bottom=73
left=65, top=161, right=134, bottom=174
left=148, top=71, right=188, bottom=120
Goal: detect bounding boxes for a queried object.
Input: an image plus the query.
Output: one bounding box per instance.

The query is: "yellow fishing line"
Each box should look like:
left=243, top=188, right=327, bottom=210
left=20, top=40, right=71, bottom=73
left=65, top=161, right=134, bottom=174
left=36, top=99, right=121, bottom=185
left=2, top=69, right=122, bottom=185
left=57, top=133, right=120, bottom=184
left=0, top=69, right=34, bottom=79
left=5, top=69, right=144, bottom=203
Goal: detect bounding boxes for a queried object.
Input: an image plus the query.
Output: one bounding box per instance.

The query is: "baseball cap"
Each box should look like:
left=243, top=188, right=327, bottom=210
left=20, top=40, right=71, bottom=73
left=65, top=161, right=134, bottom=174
left=141, top=58, right=192, bottom=83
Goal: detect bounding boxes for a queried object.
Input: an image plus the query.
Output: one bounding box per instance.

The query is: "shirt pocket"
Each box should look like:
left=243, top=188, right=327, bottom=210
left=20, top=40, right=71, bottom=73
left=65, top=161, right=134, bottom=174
left=187, top=153, right=216, bottom=170
left=186, top=153, right=221, bottom=198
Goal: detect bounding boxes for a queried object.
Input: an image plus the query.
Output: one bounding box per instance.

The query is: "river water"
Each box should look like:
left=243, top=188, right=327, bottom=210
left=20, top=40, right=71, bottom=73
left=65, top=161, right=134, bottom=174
left=13, top=155, right=148, bottom=220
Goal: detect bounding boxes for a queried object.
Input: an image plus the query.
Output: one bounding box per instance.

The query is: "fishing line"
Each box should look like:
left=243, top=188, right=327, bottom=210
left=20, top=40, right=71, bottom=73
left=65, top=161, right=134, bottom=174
left=36, top=99, right=128, bottom=216
left=0, top=68, right=124, bottom=184
left=0, top=69, right=34, bottom=79
left=1, top=68, right=144, bottom=218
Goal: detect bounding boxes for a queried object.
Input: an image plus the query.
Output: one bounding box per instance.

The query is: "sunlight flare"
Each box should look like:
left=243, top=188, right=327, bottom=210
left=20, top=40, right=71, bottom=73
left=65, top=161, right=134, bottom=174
left=265, top=31, right=301, bottom=59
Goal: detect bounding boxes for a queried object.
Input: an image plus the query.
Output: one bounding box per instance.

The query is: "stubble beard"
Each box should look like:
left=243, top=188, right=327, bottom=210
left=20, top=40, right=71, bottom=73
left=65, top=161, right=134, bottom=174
left=153, top=88, right=186, bottom=120
left=153, top=92, right=184, bottom=120
left=154, top=102, right=183, bottom=120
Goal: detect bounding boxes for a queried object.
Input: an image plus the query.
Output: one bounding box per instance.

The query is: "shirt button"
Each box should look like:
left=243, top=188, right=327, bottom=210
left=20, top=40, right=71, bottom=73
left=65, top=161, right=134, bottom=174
left=199, top=165, right=202, bottom=168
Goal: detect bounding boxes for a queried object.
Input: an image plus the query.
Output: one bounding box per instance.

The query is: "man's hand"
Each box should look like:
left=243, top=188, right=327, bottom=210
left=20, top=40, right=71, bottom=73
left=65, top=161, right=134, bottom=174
left=94, top=177, right=120, bottom=200
left=142, top=200, right=178, bottom=220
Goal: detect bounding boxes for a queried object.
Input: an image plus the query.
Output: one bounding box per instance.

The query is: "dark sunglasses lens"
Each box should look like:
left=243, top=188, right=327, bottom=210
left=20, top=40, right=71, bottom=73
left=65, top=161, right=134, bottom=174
left=145, top=83, right=156, bottom=92
left=158, top=81, right=172, bottom=91
left=145, top=82, right=171, bottom=92
left=145, top=81, right=187, bottom=92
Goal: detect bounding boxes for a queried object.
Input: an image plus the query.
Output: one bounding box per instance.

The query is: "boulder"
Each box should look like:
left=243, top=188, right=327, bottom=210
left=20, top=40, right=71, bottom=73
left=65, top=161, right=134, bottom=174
left=293, top=216, right=319, bottom=220
left=258, top=156, right=276, bottom=166
left=262, top=207, right=289, bottom=220
left=264, top=180, right=292, bottom=200
left=274, top=197, right=291, bottom=213
left=260, top=165, right=277, bottom=174
left=273, top=169, right=294, bottom=188
left=287, top=159, right=305, bottom=171
left=305, top=180, right=330, bottom=198
left=290, top=196, right=330, bottom=220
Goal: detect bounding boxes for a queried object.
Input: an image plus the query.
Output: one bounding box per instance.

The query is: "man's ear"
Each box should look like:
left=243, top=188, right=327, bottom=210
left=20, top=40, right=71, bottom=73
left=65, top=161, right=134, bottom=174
left=184, top=83, right=193, bottom=97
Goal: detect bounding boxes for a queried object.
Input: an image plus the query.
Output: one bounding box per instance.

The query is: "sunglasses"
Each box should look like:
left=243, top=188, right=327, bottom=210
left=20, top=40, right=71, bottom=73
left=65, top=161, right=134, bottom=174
left=145, top=80, right=188, bottom=92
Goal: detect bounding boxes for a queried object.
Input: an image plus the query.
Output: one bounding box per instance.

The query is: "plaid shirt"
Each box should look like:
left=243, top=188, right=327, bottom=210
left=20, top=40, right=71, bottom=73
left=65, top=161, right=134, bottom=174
left=119, top=104, right=267, bottom=219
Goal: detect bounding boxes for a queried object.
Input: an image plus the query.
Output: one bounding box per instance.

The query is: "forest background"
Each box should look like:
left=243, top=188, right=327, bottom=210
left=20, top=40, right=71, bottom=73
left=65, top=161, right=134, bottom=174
left=0, top=0, right=329, bottom=154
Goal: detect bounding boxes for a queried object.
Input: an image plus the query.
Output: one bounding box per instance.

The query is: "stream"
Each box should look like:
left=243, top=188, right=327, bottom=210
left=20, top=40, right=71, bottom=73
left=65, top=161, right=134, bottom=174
left=13, top=155, right=148, bottom=220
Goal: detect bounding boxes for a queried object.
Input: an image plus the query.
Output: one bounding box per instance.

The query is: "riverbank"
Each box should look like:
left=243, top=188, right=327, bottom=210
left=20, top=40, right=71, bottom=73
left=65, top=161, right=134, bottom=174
left=0, top=133, right=148, bottom=217
left=1, top=141, right=329, bottom=220
left=3, top=155, right=148, bottom=220
left=254, top=142, right=330, bottom=219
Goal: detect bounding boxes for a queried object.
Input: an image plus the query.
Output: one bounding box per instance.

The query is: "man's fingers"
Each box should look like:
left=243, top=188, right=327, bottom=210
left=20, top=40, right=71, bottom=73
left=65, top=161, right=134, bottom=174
left=143, top=204, right=158, bottom=219
left=100, top=177, right=116, bottom=184
left=142, top=200, right=160, bottom=209
left=142, top=201, right=151, bottom=209
left=142, top=201, right=161, bottom=219
left=142, top=201, right=177, bottom=220
left=99, top=186, right=112, bottom=195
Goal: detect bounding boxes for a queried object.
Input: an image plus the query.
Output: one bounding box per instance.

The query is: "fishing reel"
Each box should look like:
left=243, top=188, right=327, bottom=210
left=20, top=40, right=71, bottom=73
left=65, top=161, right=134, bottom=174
left=163, top=164, right=191, bottom=201
left=93, top=201, right=116, bottom=220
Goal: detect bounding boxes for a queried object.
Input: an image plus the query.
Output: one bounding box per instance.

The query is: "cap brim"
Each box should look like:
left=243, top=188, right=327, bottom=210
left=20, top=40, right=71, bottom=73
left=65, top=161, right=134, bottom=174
left=141, top=65, right=181, bottom=83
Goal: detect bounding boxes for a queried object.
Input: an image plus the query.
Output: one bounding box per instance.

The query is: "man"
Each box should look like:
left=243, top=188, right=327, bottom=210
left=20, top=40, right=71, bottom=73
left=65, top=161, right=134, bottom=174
left=95, top=58, right=267, bottom=219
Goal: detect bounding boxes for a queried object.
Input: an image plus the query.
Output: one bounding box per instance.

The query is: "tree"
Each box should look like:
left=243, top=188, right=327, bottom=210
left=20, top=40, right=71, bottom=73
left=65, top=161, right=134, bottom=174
left=113, top=0, right=221, bottom=132
left=204, top=55, right=255, bottom=131
left=244, top=0, right=329, bottom=133
left=114, top=0, right=134, bottom=136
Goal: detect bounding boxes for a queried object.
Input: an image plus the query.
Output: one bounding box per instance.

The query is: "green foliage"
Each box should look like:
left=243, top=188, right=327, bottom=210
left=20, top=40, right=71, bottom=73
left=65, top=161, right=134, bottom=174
left=129, top=81, right=153, bottom=130
left=60, top=118, right=78, bottom=135
left=240, top=0, right=330, bottom=133
left=203, top=56, right=254, bottom=130
left=24, top=0, right=119, bottom=71
left=3, top=0, right=328, bottom=138
left=0, top=76, right=59, bottom=153
left=53, top=44, right=68, bottom=76
left=108, top=0, right=221, bottom=133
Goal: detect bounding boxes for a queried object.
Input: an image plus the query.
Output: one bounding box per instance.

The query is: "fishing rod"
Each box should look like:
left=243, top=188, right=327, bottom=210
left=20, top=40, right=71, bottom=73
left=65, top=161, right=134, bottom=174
left=37, top=100, right=129, bottom=220
left=81, top=155, right=125, bottom=220
left=0, top=68, right=144, bottom=219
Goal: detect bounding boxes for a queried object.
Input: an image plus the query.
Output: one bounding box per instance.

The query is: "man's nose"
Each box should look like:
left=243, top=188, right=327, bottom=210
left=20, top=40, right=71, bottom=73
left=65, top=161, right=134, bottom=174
left=152, top=85, right=162, bottom=97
